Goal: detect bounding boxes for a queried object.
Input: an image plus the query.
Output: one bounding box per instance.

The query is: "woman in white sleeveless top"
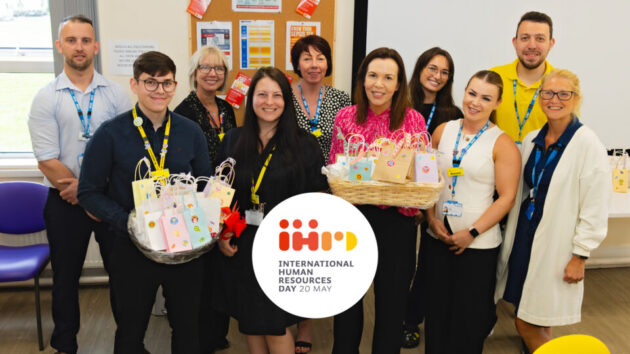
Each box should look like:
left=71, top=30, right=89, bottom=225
left=423, top=70, right=521, bottom=353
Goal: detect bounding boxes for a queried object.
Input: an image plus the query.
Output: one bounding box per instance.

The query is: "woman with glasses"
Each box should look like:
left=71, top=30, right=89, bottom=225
left=290, top=35, right=351, bottom=165
left=423, top=70, right=520, bottom=353
left=174, top=45, right=236, bottom=353
left=401, top=47, right=463, bottom=349
left=175, top=45, right=237, bottom=163
left=496, top=69, right=610, bottom=353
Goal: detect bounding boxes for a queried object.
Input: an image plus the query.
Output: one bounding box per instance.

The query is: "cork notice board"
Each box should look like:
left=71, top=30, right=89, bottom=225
left=189, top=0, right=336, bottom=125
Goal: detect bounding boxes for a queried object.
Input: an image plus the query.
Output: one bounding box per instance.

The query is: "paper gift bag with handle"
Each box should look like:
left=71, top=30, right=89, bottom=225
left=346, top=134, right=374, bottom=181
left=181, top=189, right=213, bottom=248
left=204, top=158, right=236, bottom=209
left=372, top=133, right=413, bottom=184
left=613, top=152, right=629, bottom=193
left=414, top=132, right=439, bottom=183
left=131, top=158, right=157, bottom=209
left=160, top=207, right=193, bottom=253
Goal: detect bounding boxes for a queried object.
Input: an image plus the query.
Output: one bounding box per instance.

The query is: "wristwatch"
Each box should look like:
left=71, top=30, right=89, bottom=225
left=468, top=226, right=480, bottom=238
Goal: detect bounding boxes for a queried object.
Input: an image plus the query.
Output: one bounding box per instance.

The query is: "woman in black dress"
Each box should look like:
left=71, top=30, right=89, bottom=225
left=174, top=45, right=237, bottom=163
left=215, top=67, right=327, bottom=353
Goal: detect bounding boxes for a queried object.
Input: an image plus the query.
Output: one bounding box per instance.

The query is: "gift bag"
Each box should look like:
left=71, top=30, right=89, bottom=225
left=131, top=158, right=157, bottom=209
left=181, top=190, right=212, bottom=248
left=372, top=133, right=413, bottom=184
left=204, top=158, right=236, bottom=209
left=613, top=153, right=629, bottom=193
left=160, top=208, right=193, bottom=253
left=196, top=193, right=221, bottom=239
left=143, top=209, right=167, bottom=251
left=347, top=140, right=374, bottom=181
left=414, top=132, right=439, bottom=183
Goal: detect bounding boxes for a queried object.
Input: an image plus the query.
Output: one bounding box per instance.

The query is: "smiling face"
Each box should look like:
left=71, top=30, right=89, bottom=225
left=130, top=72, right=176, bottom=119
left=539, top=76, right=578, bottom=123
left=55, top=20, right=99, bottom=72
left=195, top=54, right=225, bottom=93
left=364, top=58, right=399, bottom=114
left=462, top=77, right=501, bottom=122
left=298, top=46, right=328, bottom=85
left=253, top=77, right=285, bottom=126
left=512, top=20, right=555, bottom=70
left=419, top=54, right=450, bottom=96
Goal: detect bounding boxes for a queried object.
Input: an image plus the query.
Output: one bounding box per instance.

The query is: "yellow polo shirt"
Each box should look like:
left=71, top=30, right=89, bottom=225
left=491, top=59, right=554, bottom=143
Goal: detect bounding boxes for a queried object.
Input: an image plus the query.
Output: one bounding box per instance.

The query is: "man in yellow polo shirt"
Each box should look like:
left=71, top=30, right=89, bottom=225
left=492, top=11, right=555, bottom=145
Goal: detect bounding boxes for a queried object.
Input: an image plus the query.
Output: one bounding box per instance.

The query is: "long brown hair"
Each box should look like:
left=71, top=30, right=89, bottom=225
left=353, top=47, right=408, bottom=131
left=465, top=70, right=503, bottom=123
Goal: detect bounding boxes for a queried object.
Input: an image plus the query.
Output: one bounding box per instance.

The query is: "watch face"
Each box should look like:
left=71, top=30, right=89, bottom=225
left=469, top=227, right=479, bottom=237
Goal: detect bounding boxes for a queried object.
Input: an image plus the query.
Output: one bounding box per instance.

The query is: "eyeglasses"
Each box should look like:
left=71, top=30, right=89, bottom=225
left=540, top=90, right=576, bottom=101
left=198, top=65, right=226, bottom=75
left=426, top=65, right=450, bottom=78
left=138, top=79, right=177, bottom=93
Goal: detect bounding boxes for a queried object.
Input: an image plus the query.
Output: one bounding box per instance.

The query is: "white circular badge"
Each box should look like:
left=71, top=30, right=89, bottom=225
left=252, top=193, right=378, bottom=318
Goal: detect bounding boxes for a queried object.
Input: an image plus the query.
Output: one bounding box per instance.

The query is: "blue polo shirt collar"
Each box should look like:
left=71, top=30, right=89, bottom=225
left=532, top=117, right=583, bottom=150
left=55, top=70, right=110, bottom=92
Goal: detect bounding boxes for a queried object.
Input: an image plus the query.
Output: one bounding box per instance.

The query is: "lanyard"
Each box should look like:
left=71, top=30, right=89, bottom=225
left=132, top=106, right=171, bottom=173
left=299, top=82, right=323, bottom=131
left=512, top=80, right=538, bottom=144
left=531, top=146, right=559, bottom=201
left=251, top=148, right=275, bottom=205
left=450, top=120, right=490, bottom=198
left=207, top=110, right=223, bottom=134
left=68, top=88, right=95, bottom=137
left=425, top=102, right=437, bottom=128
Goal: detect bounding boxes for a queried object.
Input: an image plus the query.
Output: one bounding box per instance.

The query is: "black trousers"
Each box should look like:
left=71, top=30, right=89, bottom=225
left=423, top=234, right=499, bottom=354
left=110, top=234, right=203, bottom=354
left=199, top=248, right=230, bottom=353
left=404, top=224, right=430, bottom=327
left=333, top=206, right=417, bottom=354
left=44, top=188, right=116, bottom=354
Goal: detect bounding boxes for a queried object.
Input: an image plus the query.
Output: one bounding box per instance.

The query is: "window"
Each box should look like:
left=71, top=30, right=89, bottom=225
left=0, top=0, right=54, bottom=153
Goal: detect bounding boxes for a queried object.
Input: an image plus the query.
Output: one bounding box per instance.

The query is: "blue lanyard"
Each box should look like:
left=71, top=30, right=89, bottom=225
left=450, top=120, right=490, bottom=198
left=512, top=80, right=538, bottom=144
left=298, top=82, right=323, bottom=131
left=68, top=88, right=95, bottom=137
left=531, top=146, right=559, bottom=200
left=425, top=102, right=436, bottom=128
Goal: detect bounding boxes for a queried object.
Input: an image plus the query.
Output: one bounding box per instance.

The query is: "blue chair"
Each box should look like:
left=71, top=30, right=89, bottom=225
left=0, top=181, right=50, bottom=351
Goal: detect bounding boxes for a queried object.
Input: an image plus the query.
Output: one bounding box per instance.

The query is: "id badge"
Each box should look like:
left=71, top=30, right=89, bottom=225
left=152, top=168, right=170, bottom=180
left=245, top=209, right=264, bottom=226
left=219, top=133, right=225, bottom=141
left=442, top=200, right=463, bottom=217
left=78, top=131, right=91, bottom=141
left=312, top=129, right=322, bottom=138
left=447, top=167, right=464, bottom=177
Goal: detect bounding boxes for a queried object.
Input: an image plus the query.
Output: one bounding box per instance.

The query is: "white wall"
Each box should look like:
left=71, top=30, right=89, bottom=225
left=366, top=0, right=630, bottom=148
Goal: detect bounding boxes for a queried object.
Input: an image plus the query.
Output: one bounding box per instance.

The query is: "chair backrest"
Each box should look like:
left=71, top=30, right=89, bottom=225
left=0, top=181, right=48, bottom=234
left=534, top=334, right=610, bottom=354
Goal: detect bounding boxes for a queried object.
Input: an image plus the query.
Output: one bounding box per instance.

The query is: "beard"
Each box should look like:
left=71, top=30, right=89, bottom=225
left=518, top=54, right=545, bottom=70
left=66, top=55, right=93, bottom=71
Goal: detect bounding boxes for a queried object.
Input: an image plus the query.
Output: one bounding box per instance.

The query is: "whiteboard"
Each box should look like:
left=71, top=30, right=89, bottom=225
left=366, top=0, right=630, bottom=147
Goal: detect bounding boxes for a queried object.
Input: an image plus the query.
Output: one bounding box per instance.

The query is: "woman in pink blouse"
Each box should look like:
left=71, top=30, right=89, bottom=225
left=329, top=47, right=427, bottom=354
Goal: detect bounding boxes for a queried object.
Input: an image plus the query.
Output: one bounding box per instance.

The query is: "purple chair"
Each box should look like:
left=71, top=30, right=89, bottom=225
left=0, top=181, right=50, bottom=351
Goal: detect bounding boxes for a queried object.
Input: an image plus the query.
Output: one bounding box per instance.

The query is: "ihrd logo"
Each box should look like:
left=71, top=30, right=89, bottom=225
left=278, top=218, right=357, bottom=251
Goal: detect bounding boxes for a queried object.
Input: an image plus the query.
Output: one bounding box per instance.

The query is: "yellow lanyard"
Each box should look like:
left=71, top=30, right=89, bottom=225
left=133, top=106, right=171, bottom=179
left=251, top=147, right=275, bottom=205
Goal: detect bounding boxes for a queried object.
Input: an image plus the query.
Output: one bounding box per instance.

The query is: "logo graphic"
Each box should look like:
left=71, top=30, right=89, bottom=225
left=253, top=193, right=377, bottom=319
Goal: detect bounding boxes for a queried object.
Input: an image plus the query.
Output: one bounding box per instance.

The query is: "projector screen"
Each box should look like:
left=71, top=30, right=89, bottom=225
left=366, top=0, right=630, bottom=148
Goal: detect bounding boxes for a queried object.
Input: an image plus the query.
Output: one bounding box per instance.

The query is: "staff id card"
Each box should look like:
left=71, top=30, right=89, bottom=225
left=246, top=203, right=265, bottom=226
left=447, top=167, right=464, bottom=177
left=442, top=200, right=463, bottom=217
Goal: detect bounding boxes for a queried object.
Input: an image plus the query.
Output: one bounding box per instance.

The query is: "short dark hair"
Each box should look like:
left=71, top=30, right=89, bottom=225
left=290, top=35, right=333, bottom=78
left=354, top=47, right=408, bottom=131
left=517, top=11, right=553, bottom=39
left=133, top=51, right=176, bottom=80
left=465, top=70, right=503, bottom=124
left=57, top=14, right=93, bottom=39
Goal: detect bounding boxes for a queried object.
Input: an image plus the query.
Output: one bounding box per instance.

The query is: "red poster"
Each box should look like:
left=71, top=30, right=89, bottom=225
left=296, top=0, right=320, bottom=19
left=225, top=72, right=252, bottom=109
left=187, top=0, right=212, bottom=19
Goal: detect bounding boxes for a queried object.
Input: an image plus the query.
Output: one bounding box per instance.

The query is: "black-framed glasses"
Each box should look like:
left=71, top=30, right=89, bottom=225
left=426, top=65, right=450, bottom=78
left=198, top=65, right=226, bottom=75
left=540, top=90, right=576, bottom=101
left=138, top=79, right=177, bottom=93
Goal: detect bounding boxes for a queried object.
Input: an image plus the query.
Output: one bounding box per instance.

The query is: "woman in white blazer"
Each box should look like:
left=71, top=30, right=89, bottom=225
left=495, top=69, right=611, bottom=353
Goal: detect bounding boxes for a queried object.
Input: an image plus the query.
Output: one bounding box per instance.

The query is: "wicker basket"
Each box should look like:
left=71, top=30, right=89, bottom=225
left=326, top=173, right=444, bottom=209
left=128, top=210, right=220, bottom=265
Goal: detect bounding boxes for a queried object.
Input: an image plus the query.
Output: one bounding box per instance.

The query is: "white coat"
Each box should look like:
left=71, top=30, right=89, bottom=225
left=495, top=124, right=611, bottom=327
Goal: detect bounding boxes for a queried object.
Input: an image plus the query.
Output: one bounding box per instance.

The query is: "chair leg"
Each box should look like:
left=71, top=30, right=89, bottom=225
left=34, top=275, right=44, bottom=351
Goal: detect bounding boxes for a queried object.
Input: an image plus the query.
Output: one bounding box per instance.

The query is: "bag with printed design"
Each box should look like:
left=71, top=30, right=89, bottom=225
left=131, top=158, right=158, bottom=209
left=372, top=132, right=413, bottom=184
left=345, top=135, right=373, bottom=182
left=204, top=158, right=236, bottom=209
left=613, top=152, right=629, bottom=193
left=181, top=189, right=213, bottom=248
left=414, top=132, right=439, bottom=183
left=160, top=206, right=193, bottom=253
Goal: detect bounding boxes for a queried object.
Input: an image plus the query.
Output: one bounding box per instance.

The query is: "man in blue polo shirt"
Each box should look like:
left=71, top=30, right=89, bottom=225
left=78, top=51, right=211, bottom=353
left=27, top=14, right=130, bottom=354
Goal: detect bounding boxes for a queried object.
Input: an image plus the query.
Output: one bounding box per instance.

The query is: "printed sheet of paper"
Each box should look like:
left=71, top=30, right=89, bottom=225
left=196, top=21, right=233, bottom=70
left=233, top=0, right=281, bottom=12
left=285, top=21, right=321, bottom=70
left=108, top=40, right=159, bottom=76
left=239, top=20, right=274, bottom=69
